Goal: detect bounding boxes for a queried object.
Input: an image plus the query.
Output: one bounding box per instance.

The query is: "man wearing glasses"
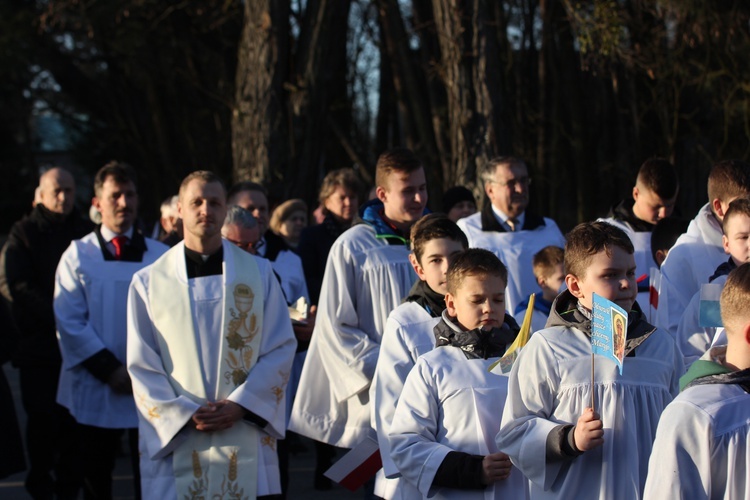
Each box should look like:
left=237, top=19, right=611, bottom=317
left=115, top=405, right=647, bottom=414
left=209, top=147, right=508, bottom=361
left=457, top=156, right=566, bottom=316
left=222, top=205, right=262, bottom=255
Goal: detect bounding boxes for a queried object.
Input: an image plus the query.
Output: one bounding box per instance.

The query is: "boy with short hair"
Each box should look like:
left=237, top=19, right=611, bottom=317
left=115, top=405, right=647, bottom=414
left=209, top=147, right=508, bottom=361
left=650, top=217, right=689, bottom=268
left=497, top=221, right=683, bottom=500
left=602, top=158, right=679, bottom=307
left=513, top=245, right=564, bottom=333
left=388, top=249, right=527, bottom=499
left=675, top=198, right=750, bottom=367
left=658, top=159, right=750, bottom=337
left=644, top=263, right=750, bottom=499
left=371, top=214, right=468, bottom=499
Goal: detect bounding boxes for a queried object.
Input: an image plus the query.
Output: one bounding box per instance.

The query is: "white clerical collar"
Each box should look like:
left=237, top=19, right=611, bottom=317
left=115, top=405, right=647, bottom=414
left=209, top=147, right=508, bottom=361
left=491, top=205, right=525, bottom=232
left=100, top=224, right=134, bottom=242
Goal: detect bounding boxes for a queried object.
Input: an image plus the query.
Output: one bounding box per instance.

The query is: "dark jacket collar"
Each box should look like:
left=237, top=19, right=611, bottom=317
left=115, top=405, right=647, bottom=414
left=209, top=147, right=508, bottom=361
left=608, top=198, right=655, bottom=233
left=709, top=257, right=737, bottom=283
left=404, top=279, right=445, bottom=318
left=479, top=203, right=546, bottom=232
left=434, top=310, right=520, bottom=360
left=547, top=290, right=656, bottom=357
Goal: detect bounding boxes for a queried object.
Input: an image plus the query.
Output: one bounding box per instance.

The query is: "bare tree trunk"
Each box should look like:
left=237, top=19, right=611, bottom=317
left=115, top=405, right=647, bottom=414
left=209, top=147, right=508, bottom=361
left=232, top=0, right=290, bottom=183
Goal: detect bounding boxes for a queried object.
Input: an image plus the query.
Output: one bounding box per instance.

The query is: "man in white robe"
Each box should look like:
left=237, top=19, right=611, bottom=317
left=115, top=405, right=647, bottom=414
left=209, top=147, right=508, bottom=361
left=657, top=159, right=750, bottom=337
left=289, top=148, right=427, bottom=450
left=54, top=162, right=168, bottom=498
left=127, top=171, right=296, bottom=499
left=457, top=157, right=565, bottom=316
left=644, top=263, right=750, bottom=500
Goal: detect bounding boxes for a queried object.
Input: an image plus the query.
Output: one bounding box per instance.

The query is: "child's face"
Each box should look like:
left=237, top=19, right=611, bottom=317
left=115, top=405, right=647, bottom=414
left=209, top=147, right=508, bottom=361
left=722, top=213, right=750, bottom=266
left=411, top=238, right=466, bottom=295
left=567, top=246, right=637, bottom=312
left=539, top=263, right=565, bottom=294
left=446, top=274, right=506, bottom=331
left=632, top=186, right=676, bottom=224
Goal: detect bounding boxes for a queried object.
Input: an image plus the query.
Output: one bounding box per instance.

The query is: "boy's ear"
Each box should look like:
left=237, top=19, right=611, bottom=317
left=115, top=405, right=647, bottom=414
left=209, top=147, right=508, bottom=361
left=536, top=275, right=546, bottom=289
left=445, top=292, right=457, bottom=317
left=408, top=253, right=426, bottom=280
left=565, top=274, right=584, bottom=300
left=723, top=234, right=731, bottom=255
left=713, top=198, right=727, bottom=220
left=632, top=185, right=640, bottom=202
left=376, top=185, right=388, bottom=204
left=654, top=249, right=667, bottom=267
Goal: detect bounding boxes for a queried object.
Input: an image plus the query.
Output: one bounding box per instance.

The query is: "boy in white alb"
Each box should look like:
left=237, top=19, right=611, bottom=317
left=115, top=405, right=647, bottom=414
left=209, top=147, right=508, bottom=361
left=290, top=148, right=428, bottom=449
left=657, top=159, right=750, bottom=337
left=497, top=222, right=682, bottom=500
left=644, top=263, right=750, bottom=499
left=675, top=198, right=750, bottom=368
left=370, top=214, right=468, bottom=498
left=513, top=246, right=564, bottom=333
left=389, top=249, right=527, bottom=499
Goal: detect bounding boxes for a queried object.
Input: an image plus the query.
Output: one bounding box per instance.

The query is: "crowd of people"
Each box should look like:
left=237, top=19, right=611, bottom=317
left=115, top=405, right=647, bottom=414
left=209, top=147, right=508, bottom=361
left=0, top=150, right=748, bottom=500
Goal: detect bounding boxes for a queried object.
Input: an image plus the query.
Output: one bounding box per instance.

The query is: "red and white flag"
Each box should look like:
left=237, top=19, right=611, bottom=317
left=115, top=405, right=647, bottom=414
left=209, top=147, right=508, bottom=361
left=648, top=267, right=661, bottom=322
left=324, top=436, right=382, bottom=491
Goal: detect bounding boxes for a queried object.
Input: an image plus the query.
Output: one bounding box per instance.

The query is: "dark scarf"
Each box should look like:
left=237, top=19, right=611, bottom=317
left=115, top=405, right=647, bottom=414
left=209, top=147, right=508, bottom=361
left=404, top=279, right=445, bottom=318
left=709, top=256, right=737, bottom=283
left=684, top=367, right=750, bottom=394
left=608, top=198, right=655, bottom=233
left=434, top=311, right=520, bottom=360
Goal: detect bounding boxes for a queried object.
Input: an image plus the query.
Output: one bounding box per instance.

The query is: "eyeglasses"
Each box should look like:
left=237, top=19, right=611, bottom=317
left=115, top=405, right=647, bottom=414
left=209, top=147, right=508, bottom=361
left=225, top=237, right=264, bottom=254
left=489, top=176, right=531, bottom=190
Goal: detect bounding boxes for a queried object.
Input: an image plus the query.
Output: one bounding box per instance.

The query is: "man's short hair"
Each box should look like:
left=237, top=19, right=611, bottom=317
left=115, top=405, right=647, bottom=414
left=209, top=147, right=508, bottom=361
left=160, top=195, right=179, bottom=219
left=636, top=158, right=679, bottom=199
left=410, top=213, right=469, bottom=264
left=223, top=205, right=258, bottom=231
left=94, top=161, right=137, bottom=196
left=722, top=198, right=750, bottom=233
left=650, top=217, right=689, bottom=264
left=532, top=246, right=564, bottom=280
left=269, top=199, right=308, bottom=234
left=708, top=159, right=750, bottom=206
left=178, top=171, right=226, bottom=200
left=227, top=181, right=267, bottom=204
left=446, top=248, right=508, bottom=295
left=375, top=148, right=422, bottom=190
left=319, top=168, right=363, bottom=204
left=479, top=156, right=527, bottom=184
left=720, top=262, right=750, bottom=333
left=564, top=221, right=634, bottom=280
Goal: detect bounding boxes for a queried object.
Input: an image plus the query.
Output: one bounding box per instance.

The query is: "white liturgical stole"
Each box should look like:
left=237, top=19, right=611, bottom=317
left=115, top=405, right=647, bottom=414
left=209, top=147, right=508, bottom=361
left=149, top=243, right=264, bottom=500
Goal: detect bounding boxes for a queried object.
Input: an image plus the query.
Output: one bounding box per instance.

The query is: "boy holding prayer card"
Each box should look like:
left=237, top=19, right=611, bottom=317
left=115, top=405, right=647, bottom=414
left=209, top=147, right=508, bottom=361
left=388, top=249, right=527, bottom=499
left=497, top=221, right=683, bottom=500
left=644, top=263, right=750, bottom=499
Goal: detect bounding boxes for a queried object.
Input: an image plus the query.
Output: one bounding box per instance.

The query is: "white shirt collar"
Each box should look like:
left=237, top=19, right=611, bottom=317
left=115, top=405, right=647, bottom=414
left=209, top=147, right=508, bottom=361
left=100, top=224, right=135, bottom=242
left=490, top=205, right=525, bottom=231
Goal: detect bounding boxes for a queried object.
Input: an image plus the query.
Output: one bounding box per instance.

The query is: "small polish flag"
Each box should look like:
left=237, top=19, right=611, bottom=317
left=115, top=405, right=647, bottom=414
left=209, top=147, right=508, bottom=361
left=324, top=436, right=382, bottom=491
left=648, top=267, right=661, bottom=323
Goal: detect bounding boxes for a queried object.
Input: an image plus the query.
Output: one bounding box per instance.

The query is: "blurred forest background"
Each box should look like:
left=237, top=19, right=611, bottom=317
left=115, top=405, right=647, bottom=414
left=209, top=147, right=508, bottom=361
left=2, top=0, right=750, bottom=232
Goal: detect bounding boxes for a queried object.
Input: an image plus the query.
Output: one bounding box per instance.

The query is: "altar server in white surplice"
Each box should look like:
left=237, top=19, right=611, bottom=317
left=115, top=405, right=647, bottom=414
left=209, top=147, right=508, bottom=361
left=289, top=148, right=427, bottom=450
left=657, top=159, right=750, bottom=337
left=389, top=249, right=527, bottom=500
left=599, top=158, right=679, bottom=309
left=127, top=171, right=296, bottom=499
left=54, top=162, right=168, bottom=499
left=644, top=263, right=750, bottom=500
left=370, top=214, right=468, bottom=499
left=497, top=222, right=682, bottom=500
left=457, top=157, right=565, bottom=316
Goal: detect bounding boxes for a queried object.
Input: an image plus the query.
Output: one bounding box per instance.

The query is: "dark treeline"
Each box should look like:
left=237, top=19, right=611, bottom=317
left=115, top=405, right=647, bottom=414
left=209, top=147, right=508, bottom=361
left=2, top=0, right=749, bottom=232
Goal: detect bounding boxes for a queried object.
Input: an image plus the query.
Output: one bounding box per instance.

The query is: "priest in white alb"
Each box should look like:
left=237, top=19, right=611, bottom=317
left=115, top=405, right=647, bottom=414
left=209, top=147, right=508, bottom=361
left=127, top=171, right=296, bottom=499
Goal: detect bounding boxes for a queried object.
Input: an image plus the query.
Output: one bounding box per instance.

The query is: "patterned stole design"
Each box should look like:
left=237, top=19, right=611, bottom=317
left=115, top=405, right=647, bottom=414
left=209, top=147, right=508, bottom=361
left=148, top=242, right=264, bottom=499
